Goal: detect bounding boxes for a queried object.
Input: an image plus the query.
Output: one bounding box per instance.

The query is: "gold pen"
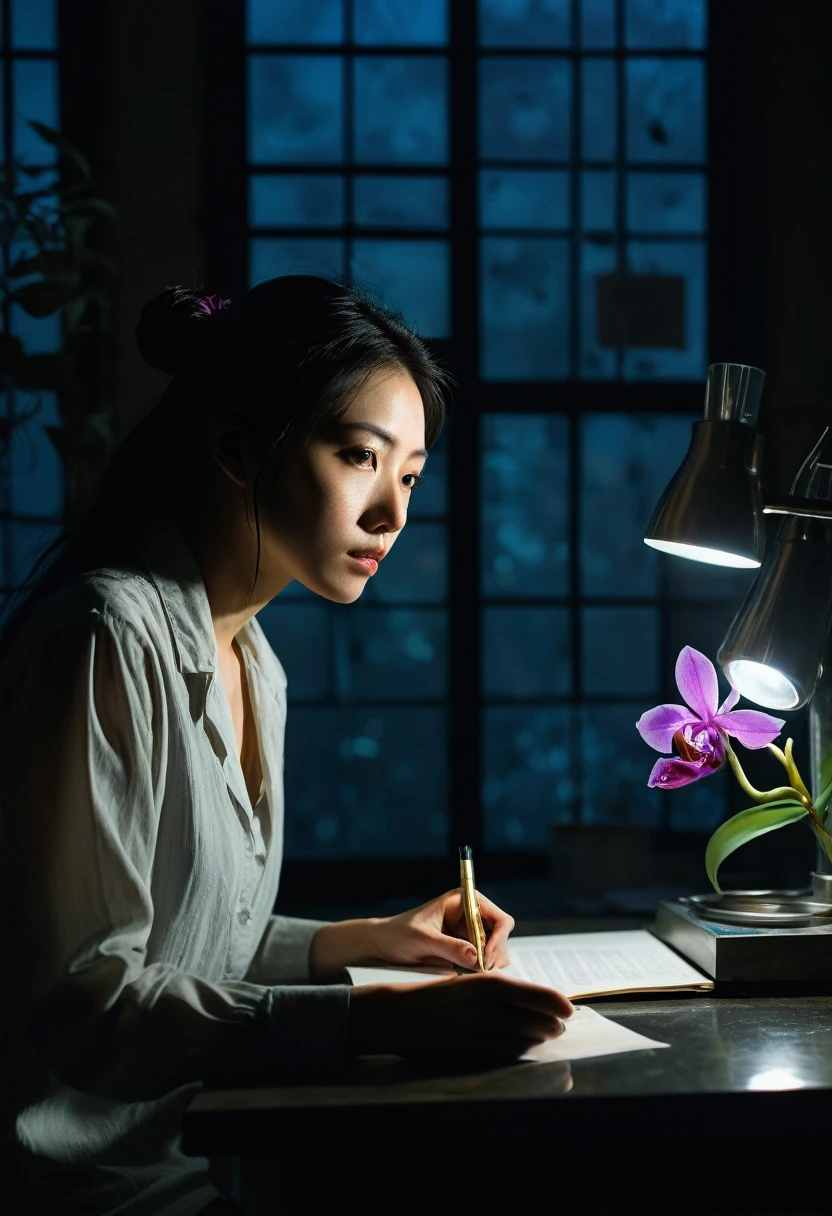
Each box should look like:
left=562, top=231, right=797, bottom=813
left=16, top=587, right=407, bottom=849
left=459, top=845, right=487, bottom=972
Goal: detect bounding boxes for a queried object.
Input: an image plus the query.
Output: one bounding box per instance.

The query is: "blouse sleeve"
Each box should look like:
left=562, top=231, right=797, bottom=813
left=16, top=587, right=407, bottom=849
left=4, top=609, right=352, bottom=1103
left=244, top=915, right=331, bottom=984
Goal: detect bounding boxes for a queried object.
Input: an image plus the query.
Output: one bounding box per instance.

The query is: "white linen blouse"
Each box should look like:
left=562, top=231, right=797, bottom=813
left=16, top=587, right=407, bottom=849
left=0, top=523, right=352, bottom=1215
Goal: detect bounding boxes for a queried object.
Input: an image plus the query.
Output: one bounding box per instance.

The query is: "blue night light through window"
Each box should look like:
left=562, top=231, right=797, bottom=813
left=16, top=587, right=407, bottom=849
left=246, top=0, right=715, bottom=860
left=0, top=0, right=63, bottom=606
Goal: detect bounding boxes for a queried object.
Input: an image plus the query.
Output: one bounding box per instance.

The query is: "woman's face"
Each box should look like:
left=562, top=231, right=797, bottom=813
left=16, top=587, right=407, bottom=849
left=261, top=367, right=428, bottom=603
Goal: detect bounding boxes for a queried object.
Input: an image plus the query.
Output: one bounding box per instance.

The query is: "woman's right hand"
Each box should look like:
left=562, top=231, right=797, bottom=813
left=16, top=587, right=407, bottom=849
left=348, top=973, right=573, bottom=1065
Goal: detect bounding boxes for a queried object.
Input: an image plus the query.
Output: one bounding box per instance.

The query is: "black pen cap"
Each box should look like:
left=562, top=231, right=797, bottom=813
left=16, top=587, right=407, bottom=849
left=459, top=845, right=472, bottom=861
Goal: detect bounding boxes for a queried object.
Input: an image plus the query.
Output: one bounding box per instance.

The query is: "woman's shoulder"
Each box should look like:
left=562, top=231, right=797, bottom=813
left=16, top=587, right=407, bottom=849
left=6, top=559, right=168, bottom=674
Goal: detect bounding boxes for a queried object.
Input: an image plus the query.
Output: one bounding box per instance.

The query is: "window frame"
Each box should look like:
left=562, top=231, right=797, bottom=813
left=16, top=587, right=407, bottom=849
left=200, top=0, right=767, bottom=908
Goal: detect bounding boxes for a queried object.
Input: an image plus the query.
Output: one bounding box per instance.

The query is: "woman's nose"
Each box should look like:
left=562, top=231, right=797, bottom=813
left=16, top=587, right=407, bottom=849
left=368, top=478, right=408, bottom=535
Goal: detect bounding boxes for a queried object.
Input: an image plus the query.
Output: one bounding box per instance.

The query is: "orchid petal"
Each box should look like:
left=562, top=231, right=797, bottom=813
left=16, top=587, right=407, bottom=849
left=675, top=646, right=719, bottom=721
left=648, top=755, right=719, bottom=790
left=717, top=686, right=740, bottom=715
left=711, top=708, right=785, bottom=749
left=636, top=704, right=699, bottom=753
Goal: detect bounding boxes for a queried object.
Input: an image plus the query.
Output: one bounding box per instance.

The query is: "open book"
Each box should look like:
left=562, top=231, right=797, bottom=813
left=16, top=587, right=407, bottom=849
left=348, top=928, right=713, bottom=1000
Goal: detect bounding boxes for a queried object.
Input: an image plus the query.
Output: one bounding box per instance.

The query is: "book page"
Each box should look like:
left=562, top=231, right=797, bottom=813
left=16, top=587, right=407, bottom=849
left=347, top=929, right=712, bottom=998
left=504, top=930, right=713, bottom=997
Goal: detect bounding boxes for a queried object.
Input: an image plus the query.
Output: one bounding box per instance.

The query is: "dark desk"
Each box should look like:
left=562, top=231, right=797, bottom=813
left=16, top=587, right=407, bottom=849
left=184, top=993, right=832, bottom=1214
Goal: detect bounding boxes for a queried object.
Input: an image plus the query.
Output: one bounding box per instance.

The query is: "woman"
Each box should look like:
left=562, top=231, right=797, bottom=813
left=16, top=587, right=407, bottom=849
left=0, top=276, right=572, bottom=1214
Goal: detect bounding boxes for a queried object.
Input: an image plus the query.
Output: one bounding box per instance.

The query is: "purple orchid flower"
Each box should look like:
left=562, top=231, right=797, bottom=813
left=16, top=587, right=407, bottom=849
left=636, top=646, right=785, bottom=790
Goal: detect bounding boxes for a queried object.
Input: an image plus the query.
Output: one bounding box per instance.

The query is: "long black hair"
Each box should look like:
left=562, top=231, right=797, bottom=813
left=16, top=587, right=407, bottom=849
left=0, top=274, right=450, bottom=665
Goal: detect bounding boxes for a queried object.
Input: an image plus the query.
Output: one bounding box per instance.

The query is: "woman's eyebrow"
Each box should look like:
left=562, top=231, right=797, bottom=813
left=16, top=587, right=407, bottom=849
left=340, top=421, right=428, bottom=460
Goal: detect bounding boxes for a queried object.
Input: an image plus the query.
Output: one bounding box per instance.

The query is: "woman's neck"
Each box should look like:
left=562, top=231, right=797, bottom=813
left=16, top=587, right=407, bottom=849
left=175, top=497, right=284, bottom=658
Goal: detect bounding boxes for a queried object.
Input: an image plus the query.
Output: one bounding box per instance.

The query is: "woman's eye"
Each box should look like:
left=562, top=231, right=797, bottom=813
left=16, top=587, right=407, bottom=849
left=403, top=473, right=425, bottom=490
left=348, top=449, right=374, bottom=467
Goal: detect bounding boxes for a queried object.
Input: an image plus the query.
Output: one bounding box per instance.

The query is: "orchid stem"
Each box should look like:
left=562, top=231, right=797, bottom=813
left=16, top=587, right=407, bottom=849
left=767, top=739, right=813, bottom=803
left=723, top=739, right=807, bottom=806
left=725, top=739, right=826, bottom=837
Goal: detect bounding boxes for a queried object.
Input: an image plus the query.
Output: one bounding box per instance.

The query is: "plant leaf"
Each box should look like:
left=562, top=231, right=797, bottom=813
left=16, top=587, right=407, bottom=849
left=816, top=777, right=832, bottom=817
left=27, top=121, right=91, bottom=179
left=9, top=279, right=77, bottom=317
left=705, top=800, right=808, bottom=894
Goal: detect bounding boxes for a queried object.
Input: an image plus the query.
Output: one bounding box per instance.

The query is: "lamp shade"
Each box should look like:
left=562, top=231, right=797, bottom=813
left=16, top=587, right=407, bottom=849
left=716, top=518, right=832, bottom=710
left=643, top=420, right=766, bottom=568
left=643, top=363, right=767, bottom=569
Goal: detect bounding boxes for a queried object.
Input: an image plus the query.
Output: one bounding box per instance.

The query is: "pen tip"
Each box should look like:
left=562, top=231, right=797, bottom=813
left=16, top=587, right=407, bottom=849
left=458, top=845, right=472, bottom=860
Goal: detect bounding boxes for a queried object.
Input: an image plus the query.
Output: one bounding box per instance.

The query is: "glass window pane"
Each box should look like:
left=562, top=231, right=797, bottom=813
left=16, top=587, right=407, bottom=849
left=248, top=56, right=343, bottom=164
left=351, top=238, right=449, bottom=338
left=0, top=64, right=4, bottom=160
left=626, top=171, right=705, bottom=233
left=483, top=607, right=571, bottom=697
left=479, top=0, right=571, bottom=47
left=481, top=414, right=570, bottom=598
left=483, top=707, right=575, bottom=850
left=353, top=175, right=448, bottom=229
left=284, top=706, right=447, bottom=857
left=12, top=60, right=59, bottom=164
left=581, top=703, right=661, bottom=825
left=625, top=0, right=706, bottom=49
left=9, top=399, right=63, bottom=520
left=621, top=240, right=706, bottom=380
left=580, top=413, right=691, bottom=596
left=367, top=522, right=447, bottom=604
left=247, top=0, right=344, bottom=43
left=479, top=58, right=572, bottom=161
left=409, top=430, right=447, bottom=519
left=626, top=58, right=705, bottom=164
left=353, top=58, right=448, bottom=165
left=580, top=0, right=616, bottom=48
left=667, top=553, right=756, bottom=603
left=579, top=239, right=617, bottom=378
left=581, top=170, right=616, bottom=230
left=479, top=170, right=570, bottom=231
left=249, top=174, right=345, bottom=228
left=257, top=602, right=329, bottom=701
left=6, top=520, right=59, bottom=587
left=581, top=59, right=617, bottom=162
left=12, top=0, right=57, bottom=48
left=11, top=305, right=61, bottom=354
left=480, top=238, right=570, bottom=380
left=249, top=237, right=345, bottom=285
left=335, top=607, right=447, bottom=700
left=354, top=0, right=448, bottom=45
left=581, top=606, right=659, bottom=695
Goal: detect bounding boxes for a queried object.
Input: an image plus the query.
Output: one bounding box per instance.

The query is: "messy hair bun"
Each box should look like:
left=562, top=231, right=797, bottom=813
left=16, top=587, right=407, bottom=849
left=135, top=286, right=235, bottom=376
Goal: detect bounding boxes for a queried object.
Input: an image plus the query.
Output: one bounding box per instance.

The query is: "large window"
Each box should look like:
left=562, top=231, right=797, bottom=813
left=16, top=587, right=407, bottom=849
left=231, top=0, right=761, bottom=884
left=0, top=0, right=62, bottom=605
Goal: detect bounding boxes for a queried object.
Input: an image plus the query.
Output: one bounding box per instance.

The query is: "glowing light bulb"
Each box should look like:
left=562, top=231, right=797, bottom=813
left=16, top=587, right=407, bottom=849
left=644, top=539, right=761, bottom=569
left=725, top=660, right=800, bottom=710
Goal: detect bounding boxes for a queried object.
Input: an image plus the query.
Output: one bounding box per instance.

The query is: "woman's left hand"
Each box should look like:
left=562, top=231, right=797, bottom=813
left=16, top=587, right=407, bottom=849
left=369, top=889, right=515, bottom=972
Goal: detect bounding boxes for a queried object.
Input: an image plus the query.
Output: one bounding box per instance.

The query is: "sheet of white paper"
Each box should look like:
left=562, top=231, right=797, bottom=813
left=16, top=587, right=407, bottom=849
left=522, top=1003, right=668, bottom=1062
left=347, top=929, right=711, bottom=998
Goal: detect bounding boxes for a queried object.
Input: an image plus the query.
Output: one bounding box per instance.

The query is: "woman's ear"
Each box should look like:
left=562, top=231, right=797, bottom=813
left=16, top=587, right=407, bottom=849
left=208, top=420, right=248, bottom=489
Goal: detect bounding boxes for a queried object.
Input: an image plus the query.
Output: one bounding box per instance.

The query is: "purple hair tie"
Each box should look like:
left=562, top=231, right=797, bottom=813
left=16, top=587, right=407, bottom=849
left=194, top=294, right=233, bottom=316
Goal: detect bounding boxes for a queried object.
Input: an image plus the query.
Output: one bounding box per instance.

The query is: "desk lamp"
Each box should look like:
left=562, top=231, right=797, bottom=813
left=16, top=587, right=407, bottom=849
left=644, top=362, right=832, bottom=982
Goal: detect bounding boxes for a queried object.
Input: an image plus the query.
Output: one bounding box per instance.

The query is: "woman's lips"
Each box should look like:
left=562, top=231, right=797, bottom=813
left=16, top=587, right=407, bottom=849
left=348, top=553, right=379, bottom=574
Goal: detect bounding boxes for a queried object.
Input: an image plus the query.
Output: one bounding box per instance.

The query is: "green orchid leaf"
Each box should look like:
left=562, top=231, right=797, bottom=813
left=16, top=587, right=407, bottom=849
left=706, top=799, right=808, bottom=894
left=816, top=775, right=832, bottom=818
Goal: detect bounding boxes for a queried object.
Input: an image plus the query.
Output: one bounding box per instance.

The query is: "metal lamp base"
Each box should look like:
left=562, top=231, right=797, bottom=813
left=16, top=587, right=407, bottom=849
left=653, top=873, right=832, bottom=983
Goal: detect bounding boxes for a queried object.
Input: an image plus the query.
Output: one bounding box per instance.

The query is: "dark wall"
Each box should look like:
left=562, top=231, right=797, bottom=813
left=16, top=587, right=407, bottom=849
left=760, top=0, right=832, bottom=491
